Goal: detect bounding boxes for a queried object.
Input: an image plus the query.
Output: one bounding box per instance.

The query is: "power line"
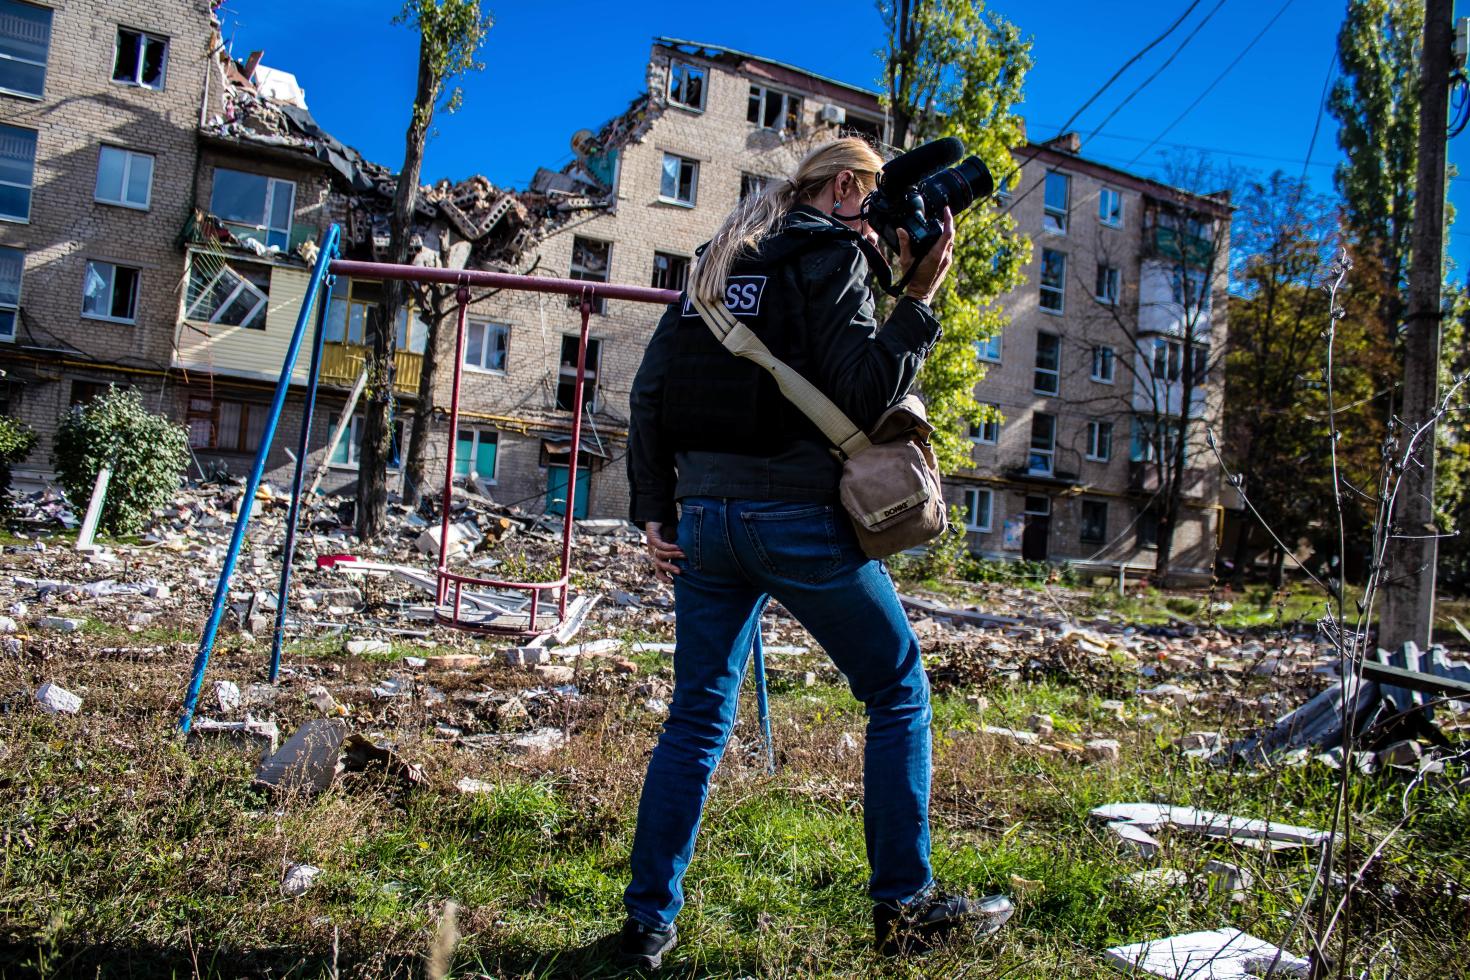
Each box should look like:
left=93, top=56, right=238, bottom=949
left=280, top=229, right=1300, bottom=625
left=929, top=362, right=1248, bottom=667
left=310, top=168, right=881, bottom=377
left=1086, top=0, right=1229, bottom=146
left=1126, top=0, right=1299, bottom=167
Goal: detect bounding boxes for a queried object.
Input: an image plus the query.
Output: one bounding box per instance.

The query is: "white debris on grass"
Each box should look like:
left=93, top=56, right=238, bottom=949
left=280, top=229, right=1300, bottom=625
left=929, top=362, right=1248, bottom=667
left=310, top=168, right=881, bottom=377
left=35, top=681, right=82, bottom=715
left=1104, top=927, right=1309, bottom=979
left=281, top=863, right=323, bottom=898
left=1090, top=803, right=1329, bottom=847
left=214, top=680, right=241, bottom=714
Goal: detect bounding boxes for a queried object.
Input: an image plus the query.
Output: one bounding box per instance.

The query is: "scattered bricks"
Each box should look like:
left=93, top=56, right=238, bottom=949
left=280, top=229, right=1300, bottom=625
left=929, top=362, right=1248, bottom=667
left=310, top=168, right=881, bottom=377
left=981, top=725, right=1041, bottom=746
left=426, top=654, right=480, bottom=670
left=35, top=682, right=82, bottom=715
left=505, top=647, right=550, bottom=667
left=1027, top=712, right=1055, bottom=736
left=38, top=617, right=84, bottom=633
left=345, top=638, right=391, bottom=656
left=1106, top=821, right=1161, bottom=859
left=402, top=656, right=427, bottom=668
left=508, top=727, right=567, bottom=756
left=189, top=717, right=280, bottom=758
left=533, top=664, right=575, bottom=684
left=214, top=680, right=241, bottom=715
left=612, top=658, right=639, bottom=674
left=281, top=864, right=322, bottom=898
left=1086, top=739, right=1122, bottom=764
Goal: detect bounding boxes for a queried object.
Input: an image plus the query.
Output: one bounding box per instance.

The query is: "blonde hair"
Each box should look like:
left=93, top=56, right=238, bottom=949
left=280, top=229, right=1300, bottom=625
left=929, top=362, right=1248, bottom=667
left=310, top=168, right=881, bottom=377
left=691, top=137, right=883, bottom=304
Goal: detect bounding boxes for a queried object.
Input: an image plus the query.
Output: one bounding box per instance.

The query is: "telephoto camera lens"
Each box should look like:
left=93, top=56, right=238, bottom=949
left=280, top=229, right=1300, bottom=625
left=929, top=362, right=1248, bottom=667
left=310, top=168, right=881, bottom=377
left=917, top=156, right=994, bottom=218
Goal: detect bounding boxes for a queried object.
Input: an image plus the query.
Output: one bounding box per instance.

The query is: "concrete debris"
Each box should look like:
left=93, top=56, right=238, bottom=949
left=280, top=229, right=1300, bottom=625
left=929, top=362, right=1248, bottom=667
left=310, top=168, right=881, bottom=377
left=456, top=777, right=496, bottom=795
left=1091, top=802, right=1329, bottom=848
left=1125, top=868, right=1187, bottom=894
left=341, top=733, right=428, bottom=790
left=1027, top=713, right=1055, bottom=736
left=371, top=678, right=412, bottom=699
left=981, top=725, right=1041, bottom=746
left=0, top=616, right=16, bottom=634
left=38, top=617, right=84, bottom=633
left=254, top=719, right=348, bottom=796
left=35, top=681, right=82, bottom=715
left=1203, top=859, right=1254, bottom=902
left=1106, top=821, right=1161, bottom=859
left=345, top=638, right=392, bottom=656
left=189, top=716, right=280, bottom=758
left=214, top=680, right=241, bottom=715
left=508, top=728, right=567, bottom=756
left=281, top=863, right=322, bottom=898
left=1104, top=927, right=1308, bottom=979
left=1086, top=739, right=1122, bottom=764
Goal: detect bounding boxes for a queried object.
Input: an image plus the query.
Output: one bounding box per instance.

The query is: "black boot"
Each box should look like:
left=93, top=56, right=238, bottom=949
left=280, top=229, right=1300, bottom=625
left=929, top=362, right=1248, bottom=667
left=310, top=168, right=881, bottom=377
left=617, top=917, right=678, bottom=970
left=873, top=887, right=1013, bottom=956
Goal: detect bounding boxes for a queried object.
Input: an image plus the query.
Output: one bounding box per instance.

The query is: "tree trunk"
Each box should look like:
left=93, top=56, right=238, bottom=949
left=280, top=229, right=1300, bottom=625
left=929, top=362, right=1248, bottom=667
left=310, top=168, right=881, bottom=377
left=403, top=287, right=451, bottom=509
left=357, top=33, right=438, bottom=541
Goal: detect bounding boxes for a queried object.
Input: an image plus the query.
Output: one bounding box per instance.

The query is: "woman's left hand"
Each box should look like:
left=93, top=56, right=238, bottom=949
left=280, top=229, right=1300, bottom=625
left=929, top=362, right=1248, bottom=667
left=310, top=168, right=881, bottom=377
left=645, top=521, right=686, bottom=583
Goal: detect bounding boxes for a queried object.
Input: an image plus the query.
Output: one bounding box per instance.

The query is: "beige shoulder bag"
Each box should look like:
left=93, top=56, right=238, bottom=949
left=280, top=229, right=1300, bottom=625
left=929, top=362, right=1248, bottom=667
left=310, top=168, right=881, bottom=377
left=689, top=292, right=947, bottom=559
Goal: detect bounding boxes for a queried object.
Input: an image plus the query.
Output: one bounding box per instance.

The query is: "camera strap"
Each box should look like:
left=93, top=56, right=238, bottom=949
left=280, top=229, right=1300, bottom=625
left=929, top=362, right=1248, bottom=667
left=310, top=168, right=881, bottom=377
left=853, top=234, right=921, bottom=299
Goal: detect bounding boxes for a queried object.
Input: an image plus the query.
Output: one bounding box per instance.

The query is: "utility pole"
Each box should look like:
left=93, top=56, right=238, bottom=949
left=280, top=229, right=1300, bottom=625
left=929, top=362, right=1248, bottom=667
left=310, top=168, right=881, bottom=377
left=1380, top=0, right=1453, bottom=655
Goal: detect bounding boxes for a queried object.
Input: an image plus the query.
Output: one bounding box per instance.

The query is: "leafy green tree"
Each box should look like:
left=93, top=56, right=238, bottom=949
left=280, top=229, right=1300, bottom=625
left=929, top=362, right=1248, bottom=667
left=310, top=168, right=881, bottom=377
left=0, top=414, right=37, bottom=515
left=880, top=0, right=1032, bottom=472
left=359, top=0, right=492, bottom=540
left=52, top=387, right=190, bottom=535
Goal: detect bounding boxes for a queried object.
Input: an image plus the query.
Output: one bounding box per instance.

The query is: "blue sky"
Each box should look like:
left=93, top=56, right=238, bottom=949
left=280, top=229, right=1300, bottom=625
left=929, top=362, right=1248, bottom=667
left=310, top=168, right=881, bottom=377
left=219, top=0, right=1469, bottom=272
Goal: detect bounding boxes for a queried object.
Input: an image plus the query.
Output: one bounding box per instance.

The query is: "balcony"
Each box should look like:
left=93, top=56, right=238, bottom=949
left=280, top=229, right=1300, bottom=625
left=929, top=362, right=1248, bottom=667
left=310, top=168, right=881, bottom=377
left=1147, top=226, right=1214, bottom=267
left=321, top=342, right=423, bottom=396
left=1129, top=461, right=1209, bottom=498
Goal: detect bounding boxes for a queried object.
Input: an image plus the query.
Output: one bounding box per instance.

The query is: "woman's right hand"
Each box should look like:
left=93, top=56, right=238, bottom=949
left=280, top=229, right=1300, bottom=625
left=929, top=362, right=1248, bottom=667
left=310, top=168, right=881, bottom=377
left=896, top=207, right=956, bottom=306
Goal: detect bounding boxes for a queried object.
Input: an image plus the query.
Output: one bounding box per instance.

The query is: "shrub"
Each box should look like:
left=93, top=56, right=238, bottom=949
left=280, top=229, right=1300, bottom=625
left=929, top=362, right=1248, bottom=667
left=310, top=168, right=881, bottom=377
left=0, top=414, right=37, bottom=514
left=52, top=387, right=190, bottom=535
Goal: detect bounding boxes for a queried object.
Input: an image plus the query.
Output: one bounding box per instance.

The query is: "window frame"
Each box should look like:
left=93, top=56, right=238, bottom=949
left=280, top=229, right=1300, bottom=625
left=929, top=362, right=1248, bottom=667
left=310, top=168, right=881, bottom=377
left=1090, top=344, right=1115, bottom=384
left=1171, top=267, right=1213, bottom=311
left=962, top=487, right=993, bottom=532
left=454, top=426, right=500, bottom=484
left=1028, top=412, right=1056, bottom=477
left=746, top=83, right=802, bottom=133
left=1039, top=248, right=1066, bottom=314
left=208, top=167, right=296, bottom=252
left=739, top=172, right=770, bottom=201
left=1080, top=499, right=1108, bottom=545
left=556, top=334, right=602, bottom=412
left=80, top=259, right=140, bottom=324
left=184, top=258, right=269, bottom=330
left=1033, top=331, right=1060, bottom=396
left=0, top=0, right=52, bottom=101
left=0, top=123, right=36, bottom=222
left=969, top=405, right=1000, bottom=446
left=1043, top=170, right=1070, bottom=234
left=1094, top=263, right=1120, bottom=305
left=1085, top=420, right=1113, bottom=462
left=659, top=151, right=699, bottom=206
left=0, top=244, right=22, bottom=342
left=186, top=396, right=267, bottom=454
left=328, top=413, right=405, bottom=471
left=94, top=145, right=155, bottom=210
left=667, top=60, right=706, bottom=111
left=112, top=27, right=168, bottom=90
left=568, top=236, right=611, bottom=314
left=976, top=332, right=1002, bottom=363
left=463, top=319, right=509, bottom=374
left=651, top=250, right=690, bottom=292
left=1099, top=187, right=1123, bottom=228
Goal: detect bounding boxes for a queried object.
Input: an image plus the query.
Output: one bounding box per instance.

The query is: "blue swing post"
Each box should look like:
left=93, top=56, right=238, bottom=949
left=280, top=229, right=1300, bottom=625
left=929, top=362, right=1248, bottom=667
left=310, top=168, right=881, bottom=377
left=178, top=225, right=342, bottom=733
left=268, top=266, right=338, bottom=682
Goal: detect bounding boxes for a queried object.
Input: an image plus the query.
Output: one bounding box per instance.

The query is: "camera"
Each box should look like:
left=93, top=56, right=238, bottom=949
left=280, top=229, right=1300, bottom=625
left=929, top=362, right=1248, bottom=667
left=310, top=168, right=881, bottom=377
left=860, top=137, right=994, bottom=272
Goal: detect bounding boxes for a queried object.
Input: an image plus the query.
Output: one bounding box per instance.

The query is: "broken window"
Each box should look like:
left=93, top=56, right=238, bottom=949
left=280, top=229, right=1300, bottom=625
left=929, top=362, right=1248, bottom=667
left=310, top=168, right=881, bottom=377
left=667, top=61, right=706, bottom=110
left=740, top=172, right=770, bottom=201
left=455, top=427, right=498, bottom=481
left=186, top=396, right=267, bottom=453
left=209, top=168, right=295, bottom=251
left=1095, top=264, right=1120, bottom=305
left=568, top=237, right=610, bottom=314
left=324, top=279, right=426, bottom=350
left=464, top=320, right=508, bottom=372
left=328, top=413, right=404, bottom=469
left=112, top=28, right=167, bottom=88
left=81, top=260, right=139, bottom=323
left=962, top=487, right=992, bottom=532
left=1080, top=500, right=1107, bottom=545
left=1099, top=187, right=1123, bottom=227
left=0, top=245, right=21, bottom=341
left=842, top=115, right=883, bottom=143
left=746, top=84, right=801, bottom=132
left=0, top=124, right=35, bottom=220
left=1034, top=332, right=1060, bottom=395
left=660, top=152, right=698, bottom=205
left=651, top=251, right=689, bottom=292
left=1039, top=248, right=1065, bottom=313
left=1091, top=345, right=1115, bottom=383
left=1137, top=506, right=1159, bottom=548
left=1130, top=417, right=1182, bottom=464
left=185, top=257, right=270, bottom=329
left=95, top=145, right=153, bottom=209
left=1028, top=412, right=1056, bottom=476
left=1086, top=420, right=1112, bottom=462
left=0, top=0, right=52, bottom=99
left=556, top=335, right=601, bottom=412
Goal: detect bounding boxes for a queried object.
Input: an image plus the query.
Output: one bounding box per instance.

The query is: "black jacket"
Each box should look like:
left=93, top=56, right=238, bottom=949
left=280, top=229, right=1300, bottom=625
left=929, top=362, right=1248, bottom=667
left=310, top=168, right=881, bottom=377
left=627, top=204, right=943, bottom=528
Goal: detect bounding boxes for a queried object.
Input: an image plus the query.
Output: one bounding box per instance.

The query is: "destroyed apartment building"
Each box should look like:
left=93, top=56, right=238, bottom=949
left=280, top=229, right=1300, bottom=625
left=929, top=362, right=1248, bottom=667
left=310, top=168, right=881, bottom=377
left=1, top=11, right=1229, bottom=579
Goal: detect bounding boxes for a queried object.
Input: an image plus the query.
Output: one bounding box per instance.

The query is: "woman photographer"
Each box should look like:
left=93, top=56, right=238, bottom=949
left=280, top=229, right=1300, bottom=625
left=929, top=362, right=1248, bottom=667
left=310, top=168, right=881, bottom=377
left=618, top=136, right=1012, bottom=967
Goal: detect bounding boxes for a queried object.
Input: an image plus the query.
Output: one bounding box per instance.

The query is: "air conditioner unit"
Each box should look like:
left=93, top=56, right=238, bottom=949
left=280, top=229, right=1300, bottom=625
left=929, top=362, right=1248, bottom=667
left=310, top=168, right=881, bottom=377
left=817, top=104, right=846, bottom=126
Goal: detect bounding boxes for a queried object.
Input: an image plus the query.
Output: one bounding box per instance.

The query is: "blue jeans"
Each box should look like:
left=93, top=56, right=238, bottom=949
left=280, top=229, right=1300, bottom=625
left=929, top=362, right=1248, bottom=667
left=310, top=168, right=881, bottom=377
left=624, top=497, right=933, bottom=929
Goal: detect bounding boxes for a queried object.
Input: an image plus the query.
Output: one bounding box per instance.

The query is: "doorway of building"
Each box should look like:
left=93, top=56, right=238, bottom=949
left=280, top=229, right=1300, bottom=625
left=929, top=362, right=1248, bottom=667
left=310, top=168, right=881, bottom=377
left=1022, top=494, right=1050, bottom=561
left=546, top=464, right=591, bottom=518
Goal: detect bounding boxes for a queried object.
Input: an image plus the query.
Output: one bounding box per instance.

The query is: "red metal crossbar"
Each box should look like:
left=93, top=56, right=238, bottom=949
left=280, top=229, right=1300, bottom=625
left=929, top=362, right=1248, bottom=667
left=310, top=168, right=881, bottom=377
left=328, top=260, right=679, bottom=636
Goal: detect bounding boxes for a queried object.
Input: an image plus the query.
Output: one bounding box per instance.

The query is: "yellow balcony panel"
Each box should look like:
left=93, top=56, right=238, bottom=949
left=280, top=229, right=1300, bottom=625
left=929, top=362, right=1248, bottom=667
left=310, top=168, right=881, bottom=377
left=321, top=343, right=423, bottom=396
